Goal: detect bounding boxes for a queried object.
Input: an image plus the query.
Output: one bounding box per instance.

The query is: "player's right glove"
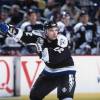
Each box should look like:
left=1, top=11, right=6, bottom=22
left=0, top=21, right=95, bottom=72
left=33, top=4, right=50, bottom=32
left=0, top=22, right=9, bottom=36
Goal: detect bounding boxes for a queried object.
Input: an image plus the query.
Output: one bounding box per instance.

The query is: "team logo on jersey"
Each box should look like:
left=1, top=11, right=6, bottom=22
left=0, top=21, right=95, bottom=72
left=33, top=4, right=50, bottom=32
left=57, top=34, right=68, bottom=48
left=80, top=26, right=85, bottom=31
left=27, top=26, right=32, bottom=32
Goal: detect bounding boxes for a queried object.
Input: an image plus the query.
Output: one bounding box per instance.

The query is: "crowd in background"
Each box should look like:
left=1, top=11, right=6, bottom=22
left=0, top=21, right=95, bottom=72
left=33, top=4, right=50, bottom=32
left=0, top=0, right=100, bottom=55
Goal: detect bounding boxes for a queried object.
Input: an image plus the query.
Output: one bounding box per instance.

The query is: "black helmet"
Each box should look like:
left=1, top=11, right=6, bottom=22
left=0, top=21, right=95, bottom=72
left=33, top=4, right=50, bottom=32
left=44, top=20, right=57, bottom=29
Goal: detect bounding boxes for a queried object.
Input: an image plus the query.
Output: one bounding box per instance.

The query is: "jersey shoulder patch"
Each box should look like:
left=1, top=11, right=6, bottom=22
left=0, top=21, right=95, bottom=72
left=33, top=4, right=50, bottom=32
left=57, top=34, right=68, bottom=48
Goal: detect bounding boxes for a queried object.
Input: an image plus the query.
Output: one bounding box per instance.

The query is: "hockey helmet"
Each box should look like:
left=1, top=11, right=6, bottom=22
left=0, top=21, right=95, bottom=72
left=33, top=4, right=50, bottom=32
left=44, top=20, right=57, bottom=29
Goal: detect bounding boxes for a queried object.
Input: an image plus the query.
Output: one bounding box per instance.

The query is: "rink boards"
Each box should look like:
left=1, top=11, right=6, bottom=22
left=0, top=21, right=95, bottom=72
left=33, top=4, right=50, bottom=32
left=0, top=56, right=100, bottom=98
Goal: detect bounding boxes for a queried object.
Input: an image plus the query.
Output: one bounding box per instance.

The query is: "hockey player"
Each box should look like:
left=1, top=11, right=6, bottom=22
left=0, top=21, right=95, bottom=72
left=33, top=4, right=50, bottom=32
left=0, top=21, right=76, bottom=100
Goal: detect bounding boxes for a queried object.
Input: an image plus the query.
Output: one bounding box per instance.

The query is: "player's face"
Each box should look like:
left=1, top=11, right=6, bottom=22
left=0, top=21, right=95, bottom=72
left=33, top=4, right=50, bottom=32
left=46, top=27, right=59, bottom=40
left=29, top=13, right=37, bottom=24
left=80, top=15, right=89, bottom=24
left=62, top=15, right=70, bottom=25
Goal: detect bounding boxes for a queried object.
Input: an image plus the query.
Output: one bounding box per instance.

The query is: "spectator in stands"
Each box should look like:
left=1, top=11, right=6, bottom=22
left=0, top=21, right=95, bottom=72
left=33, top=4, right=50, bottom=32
left=61, top=0, right=81, bottom=25
left=0, top=10, right=9, bottom=50
left=30, top=6, right=46, bottom=23
left=95, top=7, right=100, bottom=35
left=76, top=0, right=92, bottom=7
left=36, top=0, right=46, bottom=10
left=0, top=0, right=99, bottom=55
left=91, top=0, right=100, bottom=6
left=20, top=8, right=43, bottom=32
left=20, top=8, right=44, bottom=55
left=17, top=0, right=38, bottom=10
left=0, top=0, right=18, bottom=6
left=49, top=10, right=61, bottom=22
left=8, top=4, right=23, bottom=26
left=0, top=7, right=22, bottom=55
left=0, top=10, right=9, bottom=23
left=74, top=11, right=97, bottom=55
left=43, top=0, right=60, bottom=20
left=0, top=5, right=23, bottom=55
left=95, top=7, right=100, bottom=54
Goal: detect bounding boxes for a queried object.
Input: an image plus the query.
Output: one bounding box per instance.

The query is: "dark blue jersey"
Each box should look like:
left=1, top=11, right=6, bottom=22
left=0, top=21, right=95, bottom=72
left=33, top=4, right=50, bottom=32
left=20, top=32, right=74, bottom=68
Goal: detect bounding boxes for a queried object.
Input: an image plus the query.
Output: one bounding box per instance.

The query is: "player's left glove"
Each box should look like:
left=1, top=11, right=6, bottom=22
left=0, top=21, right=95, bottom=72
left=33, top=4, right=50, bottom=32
left=0, top=22, right=9, bottom=35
